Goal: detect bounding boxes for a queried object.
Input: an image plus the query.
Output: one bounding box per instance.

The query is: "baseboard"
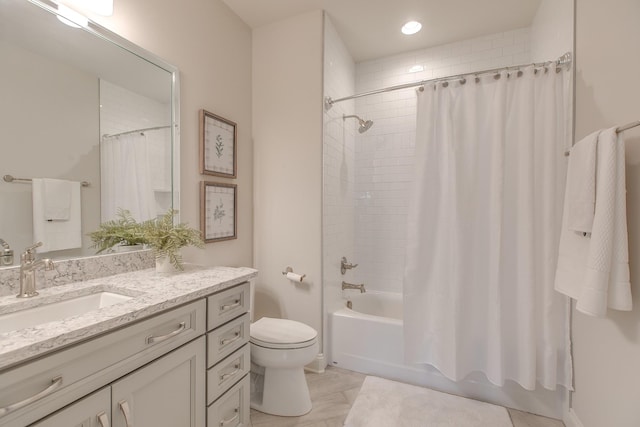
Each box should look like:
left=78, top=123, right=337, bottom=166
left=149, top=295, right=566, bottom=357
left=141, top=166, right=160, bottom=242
left=305, top=353, right=326, bottom=374
left=564, top=408, right=585, bottom=427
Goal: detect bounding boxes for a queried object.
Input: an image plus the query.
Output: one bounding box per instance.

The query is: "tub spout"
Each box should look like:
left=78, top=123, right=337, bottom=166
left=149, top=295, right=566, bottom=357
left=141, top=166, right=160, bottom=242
left=342, top=281, right=366, bottom=293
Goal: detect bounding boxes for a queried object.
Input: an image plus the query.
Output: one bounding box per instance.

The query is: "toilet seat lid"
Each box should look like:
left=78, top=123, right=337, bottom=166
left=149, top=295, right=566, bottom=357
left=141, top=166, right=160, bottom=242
left=250, top=317, right=317, bottom=347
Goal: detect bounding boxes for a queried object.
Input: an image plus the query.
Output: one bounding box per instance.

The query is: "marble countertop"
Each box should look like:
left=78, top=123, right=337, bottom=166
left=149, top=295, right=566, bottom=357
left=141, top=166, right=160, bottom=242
left=0, top=265, right=258, bottom=371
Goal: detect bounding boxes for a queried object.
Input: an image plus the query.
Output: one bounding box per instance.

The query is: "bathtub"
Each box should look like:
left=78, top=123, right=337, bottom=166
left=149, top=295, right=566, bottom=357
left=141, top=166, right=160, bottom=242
left=329, top=291, right=566, bottom=419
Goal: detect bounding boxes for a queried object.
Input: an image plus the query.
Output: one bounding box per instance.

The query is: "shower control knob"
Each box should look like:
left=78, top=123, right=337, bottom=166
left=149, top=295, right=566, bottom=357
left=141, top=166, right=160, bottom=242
left=341, top=257, right=358, bottom=275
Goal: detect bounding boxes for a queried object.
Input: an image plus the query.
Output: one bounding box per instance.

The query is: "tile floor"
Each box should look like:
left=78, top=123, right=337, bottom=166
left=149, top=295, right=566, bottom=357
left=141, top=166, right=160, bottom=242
left=249, top=367, right=566, bottom=427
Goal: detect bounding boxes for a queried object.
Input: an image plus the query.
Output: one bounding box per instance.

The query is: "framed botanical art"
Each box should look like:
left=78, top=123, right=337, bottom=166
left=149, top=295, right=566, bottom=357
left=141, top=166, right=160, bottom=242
left=199, top=109, right=237, bottom=178
left=200, top=181, right=237, bottom=242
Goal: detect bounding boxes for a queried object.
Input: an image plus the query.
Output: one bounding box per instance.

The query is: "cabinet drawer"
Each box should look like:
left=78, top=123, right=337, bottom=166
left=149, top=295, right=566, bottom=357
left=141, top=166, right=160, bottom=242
left=207, top=344, right=250, bottom=405
left=207, top=375, right=249, bottom=427
left=0, top=300, right=205, bottom=427
left=207, top=313, right=249, bottom=368
left=207, top=282, right=250, bottom=330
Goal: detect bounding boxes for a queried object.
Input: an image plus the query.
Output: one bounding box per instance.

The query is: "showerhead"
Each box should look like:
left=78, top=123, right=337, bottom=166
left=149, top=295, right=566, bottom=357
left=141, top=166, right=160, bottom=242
left=343, top=114, right=374, bottom=134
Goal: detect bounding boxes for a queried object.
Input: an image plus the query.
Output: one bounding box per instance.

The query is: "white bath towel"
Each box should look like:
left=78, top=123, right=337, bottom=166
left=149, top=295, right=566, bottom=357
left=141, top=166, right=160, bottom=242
left=555, top=127, right=632, bottom=317
left=566, top=131, right=598, bottom=233
left=32, top=178, right=82, bottom=252
left=42, top=178, right=73, bottom=220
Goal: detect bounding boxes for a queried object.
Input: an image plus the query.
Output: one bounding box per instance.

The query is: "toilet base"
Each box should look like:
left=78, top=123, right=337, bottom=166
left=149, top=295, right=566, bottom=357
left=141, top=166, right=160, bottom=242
left=250, top=367, right=312, bottom=416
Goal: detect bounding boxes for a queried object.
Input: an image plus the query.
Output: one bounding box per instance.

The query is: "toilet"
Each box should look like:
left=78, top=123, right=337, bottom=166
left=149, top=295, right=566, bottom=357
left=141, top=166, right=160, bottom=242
left=249, top=316, right=319, bottom=416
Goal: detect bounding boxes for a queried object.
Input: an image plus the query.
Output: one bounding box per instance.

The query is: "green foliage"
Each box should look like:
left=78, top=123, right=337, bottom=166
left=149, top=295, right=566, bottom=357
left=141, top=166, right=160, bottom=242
left=88, top=209, right=147, bottom=254
left=89, top=209, right=204, bottom=270
left=139, top=209, right=204, bottom=270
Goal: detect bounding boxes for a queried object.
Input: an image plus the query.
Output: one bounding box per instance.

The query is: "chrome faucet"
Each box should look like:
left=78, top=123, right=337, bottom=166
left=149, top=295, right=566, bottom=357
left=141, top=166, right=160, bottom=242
left=0, top=238, right=13, bottom=266
left=17, top=242, right=54, bottom=298
left=342, top=281, right=366, bottom=293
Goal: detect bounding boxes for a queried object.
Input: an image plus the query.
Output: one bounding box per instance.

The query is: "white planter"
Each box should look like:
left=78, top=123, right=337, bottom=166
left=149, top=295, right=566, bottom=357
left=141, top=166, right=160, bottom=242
left=155, top=255, right=177, bottom=273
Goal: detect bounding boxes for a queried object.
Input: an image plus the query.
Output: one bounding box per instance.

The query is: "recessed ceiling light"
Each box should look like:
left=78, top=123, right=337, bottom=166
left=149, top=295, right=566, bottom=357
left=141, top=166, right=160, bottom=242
left=409, top=65, right=424, bottom=73
left=401, top=21, right=422, bottom=35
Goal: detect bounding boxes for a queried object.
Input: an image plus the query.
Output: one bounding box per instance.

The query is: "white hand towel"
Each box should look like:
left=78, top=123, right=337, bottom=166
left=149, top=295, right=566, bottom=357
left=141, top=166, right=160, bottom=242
left=566, top=131, right=598, bottom=233
left=554, top=127, right=632, bottom=317
left=32, top=178, right=82, bottom=253
left=578, top=127, right=631, bottom=315
left=43, top=178, right=73, bottom=220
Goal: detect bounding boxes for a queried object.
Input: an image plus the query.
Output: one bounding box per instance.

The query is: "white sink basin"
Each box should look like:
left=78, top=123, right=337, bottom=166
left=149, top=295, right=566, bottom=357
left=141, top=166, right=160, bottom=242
left=0, top=292, right=132, bottom=334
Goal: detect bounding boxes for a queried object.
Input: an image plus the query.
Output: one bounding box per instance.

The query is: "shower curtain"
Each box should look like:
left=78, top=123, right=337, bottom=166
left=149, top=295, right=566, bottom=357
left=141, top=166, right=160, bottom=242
left=100, top=131, right=157, bottom=223
left=403, top=65, right=572, bottom=390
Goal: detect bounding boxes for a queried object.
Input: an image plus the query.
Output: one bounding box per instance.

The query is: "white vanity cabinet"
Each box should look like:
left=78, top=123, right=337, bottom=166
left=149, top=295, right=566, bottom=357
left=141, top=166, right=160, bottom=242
left=30, top=337, right=205, bottom=427
left=0, top=280, right=253, bottom=427
left=30, top=388, right=111, bottom=427
left=205, top=282, right=251, bottom=427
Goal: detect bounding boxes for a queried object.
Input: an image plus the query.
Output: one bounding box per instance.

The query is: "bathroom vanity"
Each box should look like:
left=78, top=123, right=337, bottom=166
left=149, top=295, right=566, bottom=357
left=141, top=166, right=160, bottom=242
left=0, top=266, right=256, bottom=427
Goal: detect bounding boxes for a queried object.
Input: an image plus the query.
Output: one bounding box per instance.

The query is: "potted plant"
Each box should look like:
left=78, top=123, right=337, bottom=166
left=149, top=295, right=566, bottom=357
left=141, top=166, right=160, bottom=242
left=89, top=209, right=147, bottom=253
left=89, top=209, right=204, bottom=272
left=138, top=209, right=204, bottom=272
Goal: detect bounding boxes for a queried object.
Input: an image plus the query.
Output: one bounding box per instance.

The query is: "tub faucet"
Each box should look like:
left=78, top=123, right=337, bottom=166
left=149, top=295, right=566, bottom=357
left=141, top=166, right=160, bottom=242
left=340, top=257, right=358, bottom=275
left=17, top=242, right=54, bottom=298
left=342, top=281, right=366, bottom=293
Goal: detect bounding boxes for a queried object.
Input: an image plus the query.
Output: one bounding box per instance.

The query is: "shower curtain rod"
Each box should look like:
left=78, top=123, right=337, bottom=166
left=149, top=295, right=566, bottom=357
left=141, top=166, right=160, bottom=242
left=324, top=52, right=573, bottom=109
left=102, top=125, right=171, bottom=139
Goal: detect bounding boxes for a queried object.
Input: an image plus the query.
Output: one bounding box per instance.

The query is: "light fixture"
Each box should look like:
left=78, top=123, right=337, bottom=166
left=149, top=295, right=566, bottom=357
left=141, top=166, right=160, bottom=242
left=57, top=0, right=113, bottom=16
left=401, top=21, right=422, bottom=35
left=81, top=0, right=113, bottom=16
left=56, top=4, right=89, bottom=28
left=409, top=65, right=424, bottom=73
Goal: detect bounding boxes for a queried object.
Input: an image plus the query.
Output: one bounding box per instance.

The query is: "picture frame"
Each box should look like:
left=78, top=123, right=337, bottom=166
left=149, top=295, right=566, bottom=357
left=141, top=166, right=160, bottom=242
left=199, top=109, right=237, bottom=178
left=200, top=181, right=237, bottom=243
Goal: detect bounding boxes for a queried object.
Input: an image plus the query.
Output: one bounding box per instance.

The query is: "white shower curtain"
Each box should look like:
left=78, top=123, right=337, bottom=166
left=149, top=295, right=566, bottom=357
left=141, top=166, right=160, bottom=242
left=100, top=132, right=156, bottom=223
left=403, top=65, right=572, bottom=391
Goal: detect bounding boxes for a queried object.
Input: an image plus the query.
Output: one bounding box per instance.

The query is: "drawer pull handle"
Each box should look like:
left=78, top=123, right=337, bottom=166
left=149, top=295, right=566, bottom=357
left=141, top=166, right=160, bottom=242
left=0, top=375, right=63, bottom=417
left=219, top=408, right=239, bottom=426
left=219, top=364, right=241, bottom=383
left=119, top=400, right=133, bottom=427
left=220, top=299, right=241, bottom=312
left=146, top=322, right=186, bottom=345
left=97, top=411, right=110, bottom=427
left=220, top=331, right=241, bottom=347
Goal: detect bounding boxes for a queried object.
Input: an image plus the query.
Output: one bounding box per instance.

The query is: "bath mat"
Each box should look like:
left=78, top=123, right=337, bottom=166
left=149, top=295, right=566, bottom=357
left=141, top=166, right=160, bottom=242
left=344, top=376, right=513, bottom=427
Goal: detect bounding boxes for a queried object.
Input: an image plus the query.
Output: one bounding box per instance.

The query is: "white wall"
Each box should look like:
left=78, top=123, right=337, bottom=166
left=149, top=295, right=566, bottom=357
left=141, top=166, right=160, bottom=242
left=530, top=0, right=574, bottom=63
left=88, top=0, right=253, bottom=268
left=252, top=11, right=325, bottom=353
left=353, top=29, right=532, bottom=293
left=322, top=14, right=356, bottom=361
left=570, top=1, right=640, bottom=426
left=0, top=40, right=100, bottom=260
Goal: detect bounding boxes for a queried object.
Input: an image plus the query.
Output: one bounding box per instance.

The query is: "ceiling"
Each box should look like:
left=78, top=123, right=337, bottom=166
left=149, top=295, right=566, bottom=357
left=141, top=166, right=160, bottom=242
left=221, top=0, right=542, bottom=62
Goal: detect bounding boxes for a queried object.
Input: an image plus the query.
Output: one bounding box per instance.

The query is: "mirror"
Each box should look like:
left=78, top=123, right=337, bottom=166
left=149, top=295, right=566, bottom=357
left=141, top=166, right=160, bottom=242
left=0, top=0, right=180, bottom=266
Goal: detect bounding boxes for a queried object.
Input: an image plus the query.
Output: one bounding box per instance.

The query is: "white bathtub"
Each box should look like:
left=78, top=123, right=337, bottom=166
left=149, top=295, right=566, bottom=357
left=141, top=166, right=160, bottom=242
left=329, top=291, right=566, bottom=419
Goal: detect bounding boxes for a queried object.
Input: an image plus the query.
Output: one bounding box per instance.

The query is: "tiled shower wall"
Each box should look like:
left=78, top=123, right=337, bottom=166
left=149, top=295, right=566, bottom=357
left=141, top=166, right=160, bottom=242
left=352, top=29, right=531, bottom=293
left=99, top=80, right=170, bottom=137
left=322, top=15, right=356, bottom=324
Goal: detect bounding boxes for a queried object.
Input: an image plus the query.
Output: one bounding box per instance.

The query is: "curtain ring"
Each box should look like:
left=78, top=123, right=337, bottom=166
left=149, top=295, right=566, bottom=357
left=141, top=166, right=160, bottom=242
left=517, top=70, right=523, bottom=77
left=418, top=85, right=425, bottom=92
left=460, top=78, right=466, bottom=85
left=494, top=73, right=501, bottom=80
left=544, top=66, right=549, bottom=74
left=442, top=81, right=449, bottom=88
